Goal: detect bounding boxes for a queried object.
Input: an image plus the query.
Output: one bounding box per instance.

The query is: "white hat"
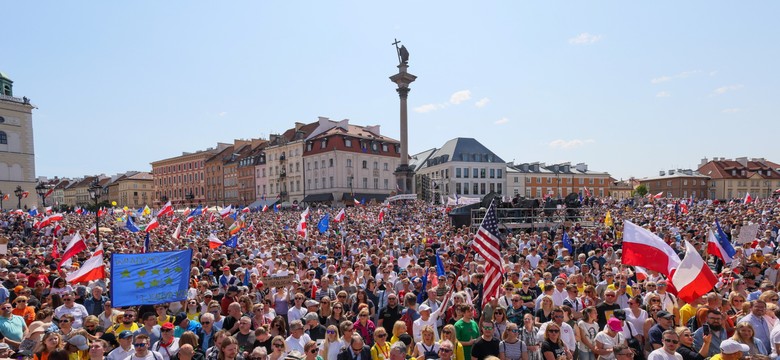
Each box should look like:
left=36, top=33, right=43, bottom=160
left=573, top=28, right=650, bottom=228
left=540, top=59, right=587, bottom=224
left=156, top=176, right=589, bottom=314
left=720, top=340, right=749, bottom=355
left=418, top=304, right=431, bottom=312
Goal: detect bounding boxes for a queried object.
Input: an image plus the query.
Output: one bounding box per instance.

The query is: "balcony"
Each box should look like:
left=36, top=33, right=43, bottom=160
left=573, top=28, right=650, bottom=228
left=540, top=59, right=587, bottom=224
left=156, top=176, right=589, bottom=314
left=280, top=191, right=288, bottom=197
left=279, top=155, right=286, bottom=162
left=279, top=171, right=287, bottom=178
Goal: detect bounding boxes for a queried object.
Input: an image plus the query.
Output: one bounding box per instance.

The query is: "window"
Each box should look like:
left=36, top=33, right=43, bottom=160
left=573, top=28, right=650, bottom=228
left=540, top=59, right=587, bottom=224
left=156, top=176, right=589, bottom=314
left=346, top=159, right=352, bottom=168
left=456, top=168, right=461, bottom=178
left=456, top=183, right=462, bottom=194
left=362, top=161, right=368, bottom=169
left=463, top=183, right=469, bottom=195
left=329, top=159, right=334, bottom=167
left=525, top=177, right=531, bottom=184
left=490, top=183, right=495, bottom=193
left=382, top=144, right=388, bottom=152
left=384, top=179, right=389, bottom=189
left=363, top=178, right=368, bottom=189
left=374, top=162, right=378, bottom=170
left=384, top=163, right=389, bottom=171
left=320, top=139, right=328, bottom=149
left=481, top=183, right=486, bottom=194
left=473, top=183, right=479, bottom=194
left=473, top=168, right=479, bottom=178
left=374, top=178, right=379, bottom=189
left=666, top=180, right=672, bottom=186
left=490, top=169, right=495, bottom=178
left=464, top=168, right=469, bottom=178
left=0, top=117, right=4, bottom=123
left=480, top=169, right=486, bottom=178
left=344, top=138, right=352, bottom=147
left=497, top=183, right=502, bottom=194
left=683, top=179, right=688, bottom=185
left=497, top=169, right=502, bottom=179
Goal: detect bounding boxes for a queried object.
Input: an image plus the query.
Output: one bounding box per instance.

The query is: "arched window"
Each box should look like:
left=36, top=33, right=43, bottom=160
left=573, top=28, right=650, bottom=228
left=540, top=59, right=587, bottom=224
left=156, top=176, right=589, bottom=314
left=0, top=131, right=6, bottom=144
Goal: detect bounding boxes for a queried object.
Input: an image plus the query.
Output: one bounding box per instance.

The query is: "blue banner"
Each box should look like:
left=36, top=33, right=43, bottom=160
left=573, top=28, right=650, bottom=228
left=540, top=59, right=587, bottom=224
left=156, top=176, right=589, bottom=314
left=110, top=249, right=192, bottom=307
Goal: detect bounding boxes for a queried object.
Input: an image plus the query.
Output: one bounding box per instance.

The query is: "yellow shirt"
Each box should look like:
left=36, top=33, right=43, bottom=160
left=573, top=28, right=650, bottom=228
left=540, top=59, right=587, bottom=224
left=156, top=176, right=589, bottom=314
left=439, top=340, right=465, bottom=360
left=606, top=284, right=633, bottom=297
left=111, top=322, right=140, bottom=335
left=371, top=342, right=390, bottom=360
left=679, top=303, right=698, bottom=327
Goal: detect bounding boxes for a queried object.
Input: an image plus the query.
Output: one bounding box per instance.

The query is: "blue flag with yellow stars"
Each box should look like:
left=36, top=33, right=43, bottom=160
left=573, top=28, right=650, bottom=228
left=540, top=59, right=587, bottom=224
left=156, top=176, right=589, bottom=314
left=110, top=249, right=192, bottom=306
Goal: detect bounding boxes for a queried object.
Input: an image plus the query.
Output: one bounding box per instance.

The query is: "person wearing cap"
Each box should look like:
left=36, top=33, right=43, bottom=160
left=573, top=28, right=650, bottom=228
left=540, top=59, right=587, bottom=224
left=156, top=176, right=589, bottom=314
left=84, top=287, right=109, bottom=317
left=303, top=312, right=325, bottom=342
left=107, top=331, right=135, bottom=360
left=413, top=302, right=443, bottom=343
left=647, top=330, right=682, bottom=360
left=65, top=334, right=90, bottom=360
left=219, top=267, right=237, bottom=296
left=653, top=281, right=679, bottom=320
left=709, top=339, right=749, bottom=360
left=220, top=286, right=239, bottom=316
left=593, top=318, right=626, bottom=360
left=151, top=322, right=180, bottom=360
left=648, top=311, right=676, bottom=350
left=173, top=312, right=201, bottom=338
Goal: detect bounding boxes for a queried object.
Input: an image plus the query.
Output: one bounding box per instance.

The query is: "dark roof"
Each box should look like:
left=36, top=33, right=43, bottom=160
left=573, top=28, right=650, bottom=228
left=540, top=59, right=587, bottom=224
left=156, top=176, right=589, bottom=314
left=414, top=138, right=504, bottom=171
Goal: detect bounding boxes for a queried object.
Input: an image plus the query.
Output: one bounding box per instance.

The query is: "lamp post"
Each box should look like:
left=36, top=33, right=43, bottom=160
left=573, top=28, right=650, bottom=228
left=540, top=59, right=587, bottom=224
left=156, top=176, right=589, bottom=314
left=348, top=175, right=354, bottom=198
left=88, top=180, right=101, bottom=243
left=36, top=182, right=48, bottom=207
left=0, top=189, right=4, bottom=211
left=14, top=186, right=23, bottom=209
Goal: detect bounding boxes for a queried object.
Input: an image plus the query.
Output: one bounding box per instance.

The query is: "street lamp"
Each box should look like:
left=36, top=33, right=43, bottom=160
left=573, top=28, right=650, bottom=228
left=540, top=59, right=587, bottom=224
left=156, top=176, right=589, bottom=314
left=36, top=182, right=48, bottom=207
left=348, top=175, right=354, bottom=197
left=88, top=180, right=101, bottom=243
left=0, top=189, right=4, bottom=211
left=14, top=186, right=23, bottom=209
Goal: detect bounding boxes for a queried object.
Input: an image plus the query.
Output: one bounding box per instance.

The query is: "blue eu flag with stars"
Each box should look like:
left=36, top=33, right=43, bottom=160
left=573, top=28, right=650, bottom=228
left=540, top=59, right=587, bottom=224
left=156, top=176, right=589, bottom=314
left=110, top=249, right=192, bottom=306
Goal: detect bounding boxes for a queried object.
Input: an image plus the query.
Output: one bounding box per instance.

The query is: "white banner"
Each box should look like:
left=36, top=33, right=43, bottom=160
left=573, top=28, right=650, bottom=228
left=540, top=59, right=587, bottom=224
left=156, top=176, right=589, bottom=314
left=447, top=196, right=481, bottom=206
left=736, top=223, right=760, bottom=244
left=387, top=194, right=418, bottom=202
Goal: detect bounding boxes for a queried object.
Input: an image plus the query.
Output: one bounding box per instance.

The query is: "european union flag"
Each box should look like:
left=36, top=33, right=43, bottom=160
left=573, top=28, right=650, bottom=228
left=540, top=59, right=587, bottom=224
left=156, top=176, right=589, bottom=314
left=126, top=217, right=140, bottom=233
left=562, top=231, right=573, bottom=255
left=318, top=214, right=330, bottom=234
left=435, top=251, right=446, bottom=276
left=110, top=249, right=192, bottom=306
left=224, top=235, right=238, bottom=248
left=191, top=205, right=203, bottom=217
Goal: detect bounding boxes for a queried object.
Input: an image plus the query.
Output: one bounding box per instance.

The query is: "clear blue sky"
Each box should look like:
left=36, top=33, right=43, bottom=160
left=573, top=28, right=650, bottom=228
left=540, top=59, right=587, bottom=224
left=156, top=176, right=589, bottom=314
left=5, top=1, right=778, bottom=180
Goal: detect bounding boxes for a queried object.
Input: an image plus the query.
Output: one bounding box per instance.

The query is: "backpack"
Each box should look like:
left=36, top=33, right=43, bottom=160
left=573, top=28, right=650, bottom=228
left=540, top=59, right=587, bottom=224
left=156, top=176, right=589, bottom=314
left=400, top=310, right=414, bottom=337
left=686, top=315, right=699, bottom=332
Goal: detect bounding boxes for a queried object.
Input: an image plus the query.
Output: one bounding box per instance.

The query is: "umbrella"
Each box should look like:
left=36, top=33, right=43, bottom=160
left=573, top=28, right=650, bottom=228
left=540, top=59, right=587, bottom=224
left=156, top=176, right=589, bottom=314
left=98, top=227, right=113, bottom=233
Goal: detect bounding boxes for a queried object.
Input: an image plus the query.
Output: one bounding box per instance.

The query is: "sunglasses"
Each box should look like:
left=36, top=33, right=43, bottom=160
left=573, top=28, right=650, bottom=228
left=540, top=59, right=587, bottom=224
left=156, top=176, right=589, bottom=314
left=273, top=343, right=284, bottom=348
left=377, top=334, right=386, bottom=338
left=440, top=349, right=453, bottom=353
left=326, top=330, right=337, bottom=335
left=310, top=349, right=318, bottom=354
left=663, top=339, right=679, bottom=344
left=134, top=343, right=147, bottom=348
left=162, top=329, right=173, bottom=332
left=547, top=329, right=560, bottom=333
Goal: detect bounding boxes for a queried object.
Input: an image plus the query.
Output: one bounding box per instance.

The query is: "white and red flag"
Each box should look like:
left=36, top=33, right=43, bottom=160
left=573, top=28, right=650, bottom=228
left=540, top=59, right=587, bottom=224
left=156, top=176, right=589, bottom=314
left=144, top=217, right=160, bottom=232
left=172, top=222, right=181, bottom=240
left=672, top=241, right=718, bottom=303
left=653, top=192, right=664, bottom=199
left=334, top=208, right=346, bottom=222
left=297, top=216, right=307, bottom=238
left=621, top=220, right=682, bottom=277
left=158, top=201, right=174, bottom=216
left=219, top=205, right=233, bottom=218
left=59, top=232, right=86, bottom=271
left=378, top=208, right=385, bottom=223
left=744, top=192, right=753, bottom=204
left=66, top=245, right=105, bottom=284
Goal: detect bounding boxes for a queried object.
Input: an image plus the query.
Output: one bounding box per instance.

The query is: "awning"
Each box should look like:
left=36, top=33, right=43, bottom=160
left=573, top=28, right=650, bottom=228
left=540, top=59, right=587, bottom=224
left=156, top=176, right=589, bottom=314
left=341, top=193, right=390, bottom=202
left=302, top=193, right=335, bottom=203
left=248, top=199, right=278, bottom=209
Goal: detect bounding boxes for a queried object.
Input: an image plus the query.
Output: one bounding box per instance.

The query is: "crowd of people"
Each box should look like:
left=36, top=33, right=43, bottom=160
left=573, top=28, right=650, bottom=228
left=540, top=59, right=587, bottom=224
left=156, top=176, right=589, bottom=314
left=0, top=196, right=778, bottom=360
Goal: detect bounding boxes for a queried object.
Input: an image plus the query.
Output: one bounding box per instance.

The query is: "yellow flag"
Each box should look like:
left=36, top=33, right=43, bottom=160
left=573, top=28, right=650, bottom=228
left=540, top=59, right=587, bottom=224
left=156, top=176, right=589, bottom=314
left=604, top=211, right=613, bottom=227
left=143, top=205, right=151, bottom=216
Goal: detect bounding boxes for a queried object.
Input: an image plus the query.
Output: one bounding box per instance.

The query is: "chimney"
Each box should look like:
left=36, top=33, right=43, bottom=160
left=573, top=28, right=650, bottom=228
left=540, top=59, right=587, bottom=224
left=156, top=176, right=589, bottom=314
left=668, top=169, right=675, bottom=175
left=294, top=122, right=305, bottom=131
left=575, top=163, right=588, bottom=172
left=700, top=158, right=709, bottom=167
left=365, top=125, right=381, bottom=136
left=736, top=157, right=748, bottom=167
left=660, top=170, right=666, bottom=176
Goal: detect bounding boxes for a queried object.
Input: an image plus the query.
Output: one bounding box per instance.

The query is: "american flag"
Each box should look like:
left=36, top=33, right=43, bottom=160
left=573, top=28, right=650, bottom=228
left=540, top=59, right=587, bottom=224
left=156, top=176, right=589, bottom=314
left=472, top=200, right=503, bottom=302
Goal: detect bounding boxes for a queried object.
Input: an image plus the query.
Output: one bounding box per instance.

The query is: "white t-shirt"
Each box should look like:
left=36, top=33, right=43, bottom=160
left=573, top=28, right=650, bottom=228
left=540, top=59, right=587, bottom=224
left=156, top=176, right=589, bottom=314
left=526, top=254, right=542, bottom=269
left=770, top=324, right=780, bottom=357
left=593, top=331, right=624, bottom=360
left=647, top=348, right=683, bottom=360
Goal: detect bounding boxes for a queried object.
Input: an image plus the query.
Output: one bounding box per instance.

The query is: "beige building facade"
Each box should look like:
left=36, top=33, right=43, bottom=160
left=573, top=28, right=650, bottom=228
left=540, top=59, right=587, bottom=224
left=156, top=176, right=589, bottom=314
left=0, top=72, right=37, bottom=209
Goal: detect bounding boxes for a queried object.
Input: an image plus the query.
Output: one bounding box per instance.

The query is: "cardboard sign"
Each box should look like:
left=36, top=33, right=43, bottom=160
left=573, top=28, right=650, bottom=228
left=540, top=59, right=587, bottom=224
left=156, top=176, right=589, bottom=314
left=262, top=275, right=295, bottom=289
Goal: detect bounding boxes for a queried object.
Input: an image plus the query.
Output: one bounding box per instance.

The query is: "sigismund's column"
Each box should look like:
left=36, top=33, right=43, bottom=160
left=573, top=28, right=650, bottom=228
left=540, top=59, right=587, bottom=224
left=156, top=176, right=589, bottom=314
left=389, top=39, right=417, bottom=194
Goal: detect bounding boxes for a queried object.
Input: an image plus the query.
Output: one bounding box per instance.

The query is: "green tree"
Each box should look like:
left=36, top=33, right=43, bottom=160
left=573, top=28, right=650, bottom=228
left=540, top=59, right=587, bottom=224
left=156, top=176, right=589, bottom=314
left=634, top=184, right=648, bottom=197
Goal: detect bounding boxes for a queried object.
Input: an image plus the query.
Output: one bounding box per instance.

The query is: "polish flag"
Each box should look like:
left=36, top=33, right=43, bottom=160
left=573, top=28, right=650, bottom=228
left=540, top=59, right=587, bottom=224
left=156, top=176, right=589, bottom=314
left=1, top=194, right=8, bottom=201
left=88, top=225, right=97, bottom=234
left=622, top=220, right=682, bottom=277
left=297, top=216, right=307, bottom=238
left=653, top=192, right=664, bottom=199
left=208, top=213, right=217, bottom=223
left=301, top=207, right=310, bottom=219
left=182, top=207, right=191, bottom=218
left=583, top=187, right=591, bottom=197
left=45, top=206, right=53, bottom=214
left=672, top=241, right=718, bottom=303
left=44, top=188, right=54, bottom=198
left=75, top=207, right=83, bottom=215
left=66, top=245, right=105, bottom=284
left=378, top=208, right=385, bottom=223
left=208, top=234, right=223, bottom=249
left=634, top=266, right=649, bottom=282
left=51, top=241, right=60, bottom=259
left=334, top=209, right=346, bottom=223
left=54, top=223, right=63, bottom=236
left=59, top=232, right=86, bottom=271
left=219, top=205, right=233, bottom=218
left=744, top=192, right=753, bottom=204
left=144, top=217, right=160, bottom=232
left=21, top=191, right=29, bottom=198
left=186, top=215, right=195, bottom=223
left=241, top=206, right=251, bottom=213
left=172, top=223, right=182, bottom=240
left=353, top=198, right=360, bottom=206
left=262, top=205, right=268, bottom=212
left=186, top=224, right=193, bottom=236
left=158, top=201, right=174, bottom=217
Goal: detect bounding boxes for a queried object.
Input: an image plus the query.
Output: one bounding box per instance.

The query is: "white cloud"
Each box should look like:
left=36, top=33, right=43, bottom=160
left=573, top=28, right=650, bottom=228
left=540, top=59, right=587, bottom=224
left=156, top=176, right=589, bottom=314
left=656, top=91, right=670, bottom=98
left=548, top=139, right=595, bottom=149
left=413, top=104, right=445, bottom=113
left=494, top=117, right=509, bottom=125
left=722, top=108, right=742, bottom=113
left=475, top=97, right=490, bottom=108
left=650, top=70, right=703, bottom=84
left=449, top=90, right=472, bottom=105
left=569, top=33, right=602, bottom=45
left=712, top=84, right=744, bottom=95
left=218, top=111, right=228, bottom=117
